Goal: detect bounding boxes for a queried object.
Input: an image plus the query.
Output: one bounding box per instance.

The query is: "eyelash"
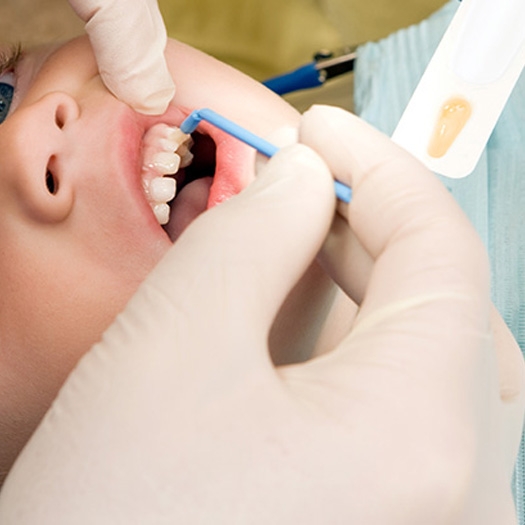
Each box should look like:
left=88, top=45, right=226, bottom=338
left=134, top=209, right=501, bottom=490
left=0, top=43, right=23, bottom=76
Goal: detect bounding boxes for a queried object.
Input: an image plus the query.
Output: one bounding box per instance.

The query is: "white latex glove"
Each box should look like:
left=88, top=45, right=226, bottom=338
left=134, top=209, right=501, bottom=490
left=1, top=106, right=524, bottom=524
left=68, top=0, right=175, bottom=114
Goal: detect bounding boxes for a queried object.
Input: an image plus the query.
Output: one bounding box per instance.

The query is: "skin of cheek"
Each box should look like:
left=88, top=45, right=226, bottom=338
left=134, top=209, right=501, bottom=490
left=164, top=39, right=301, bottom=135
left=0, top=84, right=162, bottom=478
left=0, top=224, right=142, bottom=395
left=0, top=219, right=151, bottom=485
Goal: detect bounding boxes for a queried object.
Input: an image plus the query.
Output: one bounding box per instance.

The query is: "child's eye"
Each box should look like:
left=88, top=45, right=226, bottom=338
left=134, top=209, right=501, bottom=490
left=0, top=44, right=23, bottom=124
left=0, top=72, right=16, bottom=124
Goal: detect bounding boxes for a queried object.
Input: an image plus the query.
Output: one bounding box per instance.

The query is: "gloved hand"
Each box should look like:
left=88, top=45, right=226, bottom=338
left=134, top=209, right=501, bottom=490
left=68, top=0, right=175, bottom=114
left=1, top=106, right=523, bottom=524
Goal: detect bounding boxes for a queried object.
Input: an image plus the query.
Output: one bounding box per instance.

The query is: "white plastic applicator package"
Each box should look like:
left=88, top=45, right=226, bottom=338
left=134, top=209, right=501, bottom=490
left=392, top=0, right=525, bottom=179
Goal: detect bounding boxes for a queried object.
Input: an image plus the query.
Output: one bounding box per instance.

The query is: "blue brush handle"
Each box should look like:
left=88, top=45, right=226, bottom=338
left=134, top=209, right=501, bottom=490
left=262, top=62, right=323, bottom=96
left=181, top=109, right=279, bottom=157
left=181, top=109, right=352, bottom=203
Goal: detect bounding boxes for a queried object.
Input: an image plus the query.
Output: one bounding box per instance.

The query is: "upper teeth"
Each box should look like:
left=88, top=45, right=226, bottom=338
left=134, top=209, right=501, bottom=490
left=142, top=123, right=194, bottom=225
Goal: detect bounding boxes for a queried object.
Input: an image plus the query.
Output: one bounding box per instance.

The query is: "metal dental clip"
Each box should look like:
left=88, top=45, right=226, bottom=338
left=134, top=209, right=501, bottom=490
left=263, top=45, right=358, bottom=96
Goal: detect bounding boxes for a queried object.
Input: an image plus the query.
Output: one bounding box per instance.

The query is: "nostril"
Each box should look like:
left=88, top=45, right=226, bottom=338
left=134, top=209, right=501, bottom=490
left=55, top=104, right=67, bottom=130
left=46, top=170, right=58, bottom=195
left=45, top=155, right=59, bottom=195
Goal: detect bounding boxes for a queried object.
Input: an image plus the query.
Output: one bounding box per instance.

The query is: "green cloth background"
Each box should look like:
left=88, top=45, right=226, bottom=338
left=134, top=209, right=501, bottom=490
left=159, top=0, right=447, bottom=80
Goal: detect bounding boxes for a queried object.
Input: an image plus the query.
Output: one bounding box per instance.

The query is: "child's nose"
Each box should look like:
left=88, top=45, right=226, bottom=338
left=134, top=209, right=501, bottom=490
left=48, top=91, right=80, bottom=132
left=14, top=92, right=80, bottom=223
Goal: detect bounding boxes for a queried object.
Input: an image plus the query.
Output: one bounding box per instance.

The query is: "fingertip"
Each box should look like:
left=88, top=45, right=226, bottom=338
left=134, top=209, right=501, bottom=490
left=254, top=143, right=336, bottom=212
left=255, top=126, right=298, bottom=176
left=300, top=104, right=423, bottom=192
left=220, top=143, right=336, bottom=280
left=126, top=83, right=176, bottom=116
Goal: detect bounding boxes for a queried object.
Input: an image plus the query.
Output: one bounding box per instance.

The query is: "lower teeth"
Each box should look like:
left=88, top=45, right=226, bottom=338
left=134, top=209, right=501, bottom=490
left=153, top=203, right=170, bottom=225
left=149, top=177, right=176, bottom=202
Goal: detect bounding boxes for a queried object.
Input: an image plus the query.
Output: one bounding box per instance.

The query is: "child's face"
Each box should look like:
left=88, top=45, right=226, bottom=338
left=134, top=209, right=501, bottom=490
left=0, top=36, right=299, bottom=472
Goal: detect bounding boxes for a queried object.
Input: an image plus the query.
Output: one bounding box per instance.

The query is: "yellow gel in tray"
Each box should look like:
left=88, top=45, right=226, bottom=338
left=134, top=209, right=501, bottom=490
left=428, top=97, right=472, bottom=158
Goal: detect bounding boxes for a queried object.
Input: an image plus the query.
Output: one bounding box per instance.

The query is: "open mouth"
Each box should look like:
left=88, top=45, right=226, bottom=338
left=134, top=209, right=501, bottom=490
left=141, top=122, right=219, bottom=243
left=164, top=131, right=218, bottom=242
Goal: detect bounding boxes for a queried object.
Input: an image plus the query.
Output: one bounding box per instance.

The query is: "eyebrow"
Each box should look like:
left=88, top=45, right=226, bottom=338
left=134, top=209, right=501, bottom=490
left=0, top=43, right=23, bottom=75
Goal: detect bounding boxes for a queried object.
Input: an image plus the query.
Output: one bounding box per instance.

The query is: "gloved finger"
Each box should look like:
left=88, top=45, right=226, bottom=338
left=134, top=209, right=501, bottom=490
left=69, top=0, right=175, bottom=114
left=316, top=211, right=373, bottom=305
left=299, top=106, right=492, bottom=397
left=258, top=123, right=373, bottom=305
left=490, top=306, right=525, bottom=476
left=255, top=125, right=299, bottom=175
left=491, top=308, right=525, bottom=404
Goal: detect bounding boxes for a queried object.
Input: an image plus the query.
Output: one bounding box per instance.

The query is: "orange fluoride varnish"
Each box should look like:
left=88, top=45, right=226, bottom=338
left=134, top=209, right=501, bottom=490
left=427, top=97, right=472, bottom=158
left=393, top=0, right=525, bottom=178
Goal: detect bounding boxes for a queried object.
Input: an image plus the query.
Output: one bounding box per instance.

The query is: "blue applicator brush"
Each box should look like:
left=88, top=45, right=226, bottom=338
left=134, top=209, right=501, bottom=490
left=180, top=108, right=352, bottom=203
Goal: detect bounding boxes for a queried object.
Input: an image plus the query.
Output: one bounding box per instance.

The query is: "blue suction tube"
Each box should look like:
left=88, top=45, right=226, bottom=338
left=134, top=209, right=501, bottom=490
left=180, top=109, right=352, bottom=203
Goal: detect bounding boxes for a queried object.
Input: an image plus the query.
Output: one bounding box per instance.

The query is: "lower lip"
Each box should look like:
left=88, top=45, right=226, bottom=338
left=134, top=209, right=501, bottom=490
left=187, top=118, right=256, bottom=209
left=207, top=138, right=255, bottom=208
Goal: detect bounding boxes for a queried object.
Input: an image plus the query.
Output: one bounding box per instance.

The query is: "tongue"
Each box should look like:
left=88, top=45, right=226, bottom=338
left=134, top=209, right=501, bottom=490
left=164, top=177, right=213, bottom=242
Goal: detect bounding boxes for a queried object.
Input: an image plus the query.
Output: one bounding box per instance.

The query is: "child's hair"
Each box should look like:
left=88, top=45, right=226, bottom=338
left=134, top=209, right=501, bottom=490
left=0, top=1, right=83, bottom=47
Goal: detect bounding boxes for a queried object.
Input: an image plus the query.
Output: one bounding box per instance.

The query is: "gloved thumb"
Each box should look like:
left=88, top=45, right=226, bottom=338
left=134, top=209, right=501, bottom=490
left=134, top=143, right=336, bottom=368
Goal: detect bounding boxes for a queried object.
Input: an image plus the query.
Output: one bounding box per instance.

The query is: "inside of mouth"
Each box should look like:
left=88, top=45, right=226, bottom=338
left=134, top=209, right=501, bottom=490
left=162, top=131, right=217, bottom=242
left=177, top=133, right=216, bottom=191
